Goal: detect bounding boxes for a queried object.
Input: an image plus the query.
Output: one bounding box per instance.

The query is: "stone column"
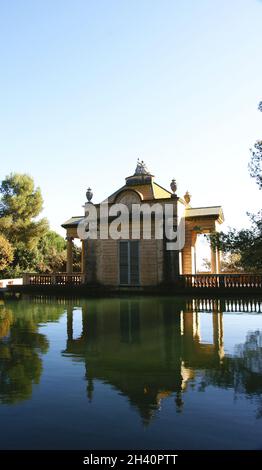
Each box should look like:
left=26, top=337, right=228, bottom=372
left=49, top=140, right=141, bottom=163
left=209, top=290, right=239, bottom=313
left=193, top=245, right=197, bottom=274
left=191, top=232, right=197, bottom=274
left=85, top=239, right=97, bottom=283
left=66, top=236, right=74, bottom=274
left=217, top=249, right=221, bottom=274
left=163, top=196, right=180, bottom=283
left=81, top=240, right=86, bottom=273
left=210, top=245, right=217, bottom=274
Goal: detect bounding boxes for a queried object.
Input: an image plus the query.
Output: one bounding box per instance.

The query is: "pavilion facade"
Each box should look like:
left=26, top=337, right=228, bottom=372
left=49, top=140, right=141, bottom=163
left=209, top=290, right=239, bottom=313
left=62, top=162, right=224, bottom=287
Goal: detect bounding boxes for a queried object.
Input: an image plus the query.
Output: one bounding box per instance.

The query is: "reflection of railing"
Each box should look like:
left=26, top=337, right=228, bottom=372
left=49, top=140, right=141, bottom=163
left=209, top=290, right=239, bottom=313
left=186, top=298, right=262, bottom=313
left=23, top=273, right=85, bottom=286
left=183, top=274, right=262, bottom=289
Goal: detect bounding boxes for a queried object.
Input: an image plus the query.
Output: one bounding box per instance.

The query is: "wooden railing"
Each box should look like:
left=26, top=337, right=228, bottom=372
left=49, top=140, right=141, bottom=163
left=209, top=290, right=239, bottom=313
left=23, top=273, right=85, bottom=286
left=182, top=274, right=262, bottom=289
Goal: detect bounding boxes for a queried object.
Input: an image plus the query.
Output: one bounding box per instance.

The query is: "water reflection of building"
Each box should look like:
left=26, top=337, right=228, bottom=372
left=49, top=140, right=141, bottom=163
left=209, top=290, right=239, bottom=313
left=63, top=298, right=226, bottom=423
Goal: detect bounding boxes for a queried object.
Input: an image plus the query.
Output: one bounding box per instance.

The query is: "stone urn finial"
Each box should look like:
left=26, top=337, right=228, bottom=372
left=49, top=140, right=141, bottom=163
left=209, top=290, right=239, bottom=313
left=184, top=190, right=191, bottom=205
left=170, top=178, right=177, bottom=194
left=86, top=187, right=93, bottom=203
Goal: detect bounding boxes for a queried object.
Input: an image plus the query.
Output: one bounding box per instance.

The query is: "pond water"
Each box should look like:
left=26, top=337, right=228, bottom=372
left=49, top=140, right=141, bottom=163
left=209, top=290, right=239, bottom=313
left=0, top=296, right=262, bottom=450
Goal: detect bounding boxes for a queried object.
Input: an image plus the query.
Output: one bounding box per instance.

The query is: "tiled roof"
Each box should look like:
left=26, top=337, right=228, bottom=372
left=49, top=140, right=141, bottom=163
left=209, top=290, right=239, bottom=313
left=152, top=182, right=172, bottom=199
left=61, top=216, right=84, bottom=228
left=107, top=181, right=172, bottom=202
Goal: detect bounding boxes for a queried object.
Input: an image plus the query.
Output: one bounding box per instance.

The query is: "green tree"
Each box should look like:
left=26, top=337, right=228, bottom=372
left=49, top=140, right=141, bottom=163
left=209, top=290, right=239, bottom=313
left=249, top=101, right=262, bottom=189
left=249, top=140, right=262, bottom=189
left=72, top=243, right=81, bottom=272
left=0, top=173, right=50, bottom=276
left=211, top=102, right=262, bottom=272
left=37, top=230, right=67, bottom=273
left=212, top=225, right=262, bottom=272
left=0, top=234, right=14, bottom=271
left=0, top=173, right=48, bottom=249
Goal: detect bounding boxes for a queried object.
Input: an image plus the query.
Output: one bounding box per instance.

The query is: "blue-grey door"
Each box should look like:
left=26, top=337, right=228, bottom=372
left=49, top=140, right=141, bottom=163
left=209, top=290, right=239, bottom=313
left=119, top=241, right=140, bottom=285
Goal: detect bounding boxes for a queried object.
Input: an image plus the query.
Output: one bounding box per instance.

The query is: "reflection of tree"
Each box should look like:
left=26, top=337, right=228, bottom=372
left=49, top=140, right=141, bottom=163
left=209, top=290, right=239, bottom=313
left=0, top=300, right=65, bottom=404
left=235, top=331, right=262, bottom=395
left=199, top=330, right=262, bottom=417
left=0, top=305, right=13, bottom=338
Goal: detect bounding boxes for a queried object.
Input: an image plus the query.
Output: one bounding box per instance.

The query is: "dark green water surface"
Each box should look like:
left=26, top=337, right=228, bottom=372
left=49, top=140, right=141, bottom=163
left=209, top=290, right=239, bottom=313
left=0, top=296, right=262, bottom=449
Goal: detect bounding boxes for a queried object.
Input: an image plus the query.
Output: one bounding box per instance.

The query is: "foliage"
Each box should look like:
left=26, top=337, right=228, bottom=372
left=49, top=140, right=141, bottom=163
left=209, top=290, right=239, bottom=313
left=37, top=231, right=67, bottom=273
left=249, top=140, right=262, bottom=189
left=0, top=233, right=68, bottom=277
left=198, top=257, right=211, bottom=272
left=0, top=173, right=43, bottom=220
left=0, top=173, right=48, bottom=249
left=210, top=102, right=262, bottom=273
left=0, top=234, right=14, bottom=271
left=4, top=243, right=42, bottom=278
left=249, top=101, right=262, bottom=190
left=72, top=243, right=81, bottom=272
left=219, top=253, right=243, bottom=273
left=210, top=215, right=262, bottom=273
left=200, top=252, right=243, bottom=273
left=0, top=173, right=69, bottom=277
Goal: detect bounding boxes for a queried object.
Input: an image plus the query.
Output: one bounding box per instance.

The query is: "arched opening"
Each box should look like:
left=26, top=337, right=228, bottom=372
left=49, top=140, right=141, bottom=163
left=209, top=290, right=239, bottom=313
left=195, top=234, right=211, bottom=273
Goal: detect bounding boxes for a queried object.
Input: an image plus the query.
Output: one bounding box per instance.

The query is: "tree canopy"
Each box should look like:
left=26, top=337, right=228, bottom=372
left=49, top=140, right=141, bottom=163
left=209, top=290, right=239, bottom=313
left=0, top=234, right=14, bottom=271
left=211, top=102, right=262, bottom=273
left=0, top=173, right=48, bottom=249
left=249, top=101, right=262, bottom=190
left=0, top=173, right=70, bottom=277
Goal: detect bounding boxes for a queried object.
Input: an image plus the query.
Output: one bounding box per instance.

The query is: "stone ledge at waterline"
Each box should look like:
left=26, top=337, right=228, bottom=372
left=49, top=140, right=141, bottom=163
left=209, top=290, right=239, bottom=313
left=4, top=277, right=262, bottom=298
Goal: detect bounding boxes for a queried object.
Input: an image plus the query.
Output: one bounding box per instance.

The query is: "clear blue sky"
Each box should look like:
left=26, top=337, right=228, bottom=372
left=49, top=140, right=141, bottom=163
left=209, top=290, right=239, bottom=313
left=0, top=0, right=261, bottom=236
